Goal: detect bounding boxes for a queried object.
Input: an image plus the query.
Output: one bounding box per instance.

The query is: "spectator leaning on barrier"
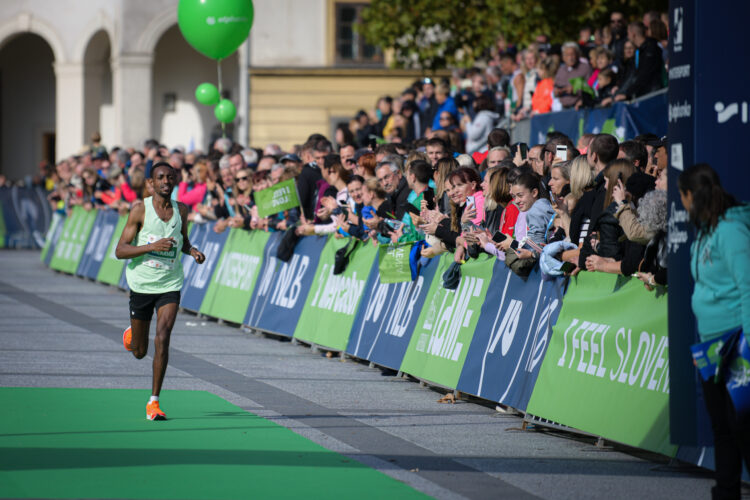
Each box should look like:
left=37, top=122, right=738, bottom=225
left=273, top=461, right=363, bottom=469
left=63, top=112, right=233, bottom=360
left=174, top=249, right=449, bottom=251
left=679, top=164, right=750, bottom=500
left=554, top=42, right=592, bottom=109
left=296, top=139, right=328, bottom=221
left=613, top=22, right=663, bottom=102
left=496, top=172, right=555, bottom=276
left=582, top=159, right=637, bottom=273
left=375, top=155, right=410, bottom=221
left=569, top=134, right=619, bottom=252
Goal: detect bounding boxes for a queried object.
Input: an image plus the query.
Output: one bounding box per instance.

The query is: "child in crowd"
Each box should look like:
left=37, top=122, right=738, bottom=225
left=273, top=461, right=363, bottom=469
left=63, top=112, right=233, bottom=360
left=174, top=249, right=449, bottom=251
left=496, top=172, right=555, bottom=275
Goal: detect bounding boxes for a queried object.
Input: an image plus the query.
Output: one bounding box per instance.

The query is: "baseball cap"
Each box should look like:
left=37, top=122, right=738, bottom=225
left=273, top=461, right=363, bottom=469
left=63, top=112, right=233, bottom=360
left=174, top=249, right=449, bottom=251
left=279, top=153, right=301, bottom=164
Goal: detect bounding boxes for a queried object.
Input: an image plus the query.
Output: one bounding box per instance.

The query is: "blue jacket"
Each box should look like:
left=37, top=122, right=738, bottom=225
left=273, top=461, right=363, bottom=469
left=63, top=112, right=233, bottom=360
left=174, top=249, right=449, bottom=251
left=690, top=204, right=750, bottom=341
left=431, top=96, right=459, bottom=131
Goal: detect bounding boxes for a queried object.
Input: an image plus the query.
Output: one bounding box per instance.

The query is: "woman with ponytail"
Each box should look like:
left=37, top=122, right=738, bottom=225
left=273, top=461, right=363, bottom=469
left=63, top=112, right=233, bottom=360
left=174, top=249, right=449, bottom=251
left=679, top=163, right=750, bottom=500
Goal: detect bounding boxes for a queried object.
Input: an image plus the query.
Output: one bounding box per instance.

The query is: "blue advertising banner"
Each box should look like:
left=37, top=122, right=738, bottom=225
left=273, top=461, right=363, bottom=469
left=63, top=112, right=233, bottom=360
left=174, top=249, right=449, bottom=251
left=455, top=264, right=564, bottom=411
left=76, top=210, right=119, bottom=280
left=0, top=188, right=26, bottom=248
left=529, top=108, right=581, bottom=146
left=9, top=187, right=51, bottom=248
left=42, top=213, right=65, bottom=266
left=346, top=255, right=440, bottom=370
left=181, top=223, right=210, bottom=288
left=180, top=222, right=227, bottom=312
left=244, top=233, right=328, bottom=337
left=666, top=0, right=750, bottom=450
left=624, top=91, right=668, bottom=140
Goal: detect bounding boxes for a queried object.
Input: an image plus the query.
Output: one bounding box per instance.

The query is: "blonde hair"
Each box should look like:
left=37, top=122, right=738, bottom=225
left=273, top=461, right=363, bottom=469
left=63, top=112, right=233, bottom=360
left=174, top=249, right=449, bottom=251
left=569, top=155, right=594, bottom=202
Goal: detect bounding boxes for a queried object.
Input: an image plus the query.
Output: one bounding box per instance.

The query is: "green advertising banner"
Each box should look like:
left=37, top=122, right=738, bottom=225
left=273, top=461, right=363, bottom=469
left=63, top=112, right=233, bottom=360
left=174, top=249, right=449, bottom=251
left=96, top=215, right=128, bottom=286
left=378, top=243, right=413, bottom=284
left=399, top=253, right=495, bottom=388
left=294, top=236, right=377, bottom=351
left=254, top=179, right=300, bottom=218
left=526, top=272, right=675, bottom=456
left=49, top=207, right=97, bottom=274
left=199, top=228, right=270, bottom=323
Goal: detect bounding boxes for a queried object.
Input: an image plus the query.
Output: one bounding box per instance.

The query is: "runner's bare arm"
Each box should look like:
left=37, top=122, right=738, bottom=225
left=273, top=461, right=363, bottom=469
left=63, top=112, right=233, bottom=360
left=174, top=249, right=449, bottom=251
left=115, top=203, right=173, bottom=259
left=178, top=202, right=205, bottom=264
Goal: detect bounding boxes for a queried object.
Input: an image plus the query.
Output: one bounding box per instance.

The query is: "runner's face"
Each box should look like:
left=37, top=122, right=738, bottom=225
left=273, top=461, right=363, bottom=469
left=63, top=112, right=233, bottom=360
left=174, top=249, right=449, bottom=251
left=151, top=167, right=176, bottom=197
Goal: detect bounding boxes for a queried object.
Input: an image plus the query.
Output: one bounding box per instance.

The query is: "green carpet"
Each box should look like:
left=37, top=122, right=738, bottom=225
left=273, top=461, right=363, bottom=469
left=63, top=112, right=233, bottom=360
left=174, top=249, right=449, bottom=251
left=0, top=387, right=431, bottom=499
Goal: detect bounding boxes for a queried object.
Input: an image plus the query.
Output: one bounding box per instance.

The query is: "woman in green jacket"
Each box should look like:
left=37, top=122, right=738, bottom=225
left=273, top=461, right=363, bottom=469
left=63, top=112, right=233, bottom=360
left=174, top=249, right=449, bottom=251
left=680, top=163, right=750, bottom=500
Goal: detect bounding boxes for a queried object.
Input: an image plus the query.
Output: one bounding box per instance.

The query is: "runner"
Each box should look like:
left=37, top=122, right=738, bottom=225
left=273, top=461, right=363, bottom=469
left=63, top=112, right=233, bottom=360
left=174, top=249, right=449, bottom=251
left=115, top=162, right=206, bottom=420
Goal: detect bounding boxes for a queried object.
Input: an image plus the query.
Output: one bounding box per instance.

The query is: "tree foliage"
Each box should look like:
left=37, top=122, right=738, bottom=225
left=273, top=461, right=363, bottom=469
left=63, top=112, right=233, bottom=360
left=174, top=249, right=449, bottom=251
left=360, top=0, right=667, bottom=72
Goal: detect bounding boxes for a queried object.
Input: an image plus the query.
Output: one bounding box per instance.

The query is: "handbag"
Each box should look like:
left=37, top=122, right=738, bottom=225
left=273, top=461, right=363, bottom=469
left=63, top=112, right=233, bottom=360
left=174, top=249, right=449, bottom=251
left=333, top=238, right=357, bottom=275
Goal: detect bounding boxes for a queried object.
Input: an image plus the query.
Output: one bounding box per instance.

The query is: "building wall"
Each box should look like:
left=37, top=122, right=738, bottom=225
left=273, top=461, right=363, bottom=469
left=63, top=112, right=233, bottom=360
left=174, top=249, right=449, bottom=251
left=0, top=0, right=419, bottom=178
left=249, top=69, right=424, bottom=150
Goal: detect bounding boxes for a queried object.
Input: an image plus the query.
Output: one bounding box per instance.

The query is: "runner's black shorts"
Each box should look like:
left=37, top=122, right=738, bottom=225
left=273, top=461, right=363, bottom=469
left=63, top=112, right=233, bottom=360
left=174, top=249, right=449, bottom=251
left=129, top=291, right=181, bottom=321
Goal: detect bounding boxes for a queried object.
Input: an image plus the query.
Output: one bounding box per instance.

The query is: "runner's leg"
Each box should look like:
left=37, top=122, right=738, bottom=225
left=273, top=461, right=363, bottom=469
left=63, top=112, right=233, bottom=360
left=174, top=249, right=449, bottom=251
left=152, top=301, right=178, bottom=397
left=129, top=319, right=150, bottom=359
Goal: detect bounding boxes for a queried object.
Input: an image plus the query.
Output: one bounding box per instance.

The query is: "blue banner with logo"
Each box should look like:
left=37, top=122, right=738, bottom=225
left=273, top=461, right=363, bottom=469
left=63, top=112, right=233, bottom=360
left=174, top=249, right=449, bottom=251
left=346, top=255, right=440, bottom=370
left=526, top=91, right=667, bottom=147
left=456, top=264, right=564, bottom=411
left=624, top=92, right=668, bottom=141
left=180, top=222, right=227, bottom=312
left=76, top=210, right=119, bottom=280
left=244, top=233, right=328, bottom=337
left=529, top=108, right=581, bottom=146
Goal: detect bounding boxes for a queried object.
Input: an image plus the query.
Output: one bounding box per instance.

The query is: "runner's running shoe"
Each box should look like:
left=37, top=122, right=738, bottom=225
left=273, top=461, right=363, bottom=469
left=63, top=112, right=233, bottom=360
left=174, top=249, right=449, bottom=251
left=123, top=326, right=133, bottom=352
left=146, top=401, right=167, bottom=421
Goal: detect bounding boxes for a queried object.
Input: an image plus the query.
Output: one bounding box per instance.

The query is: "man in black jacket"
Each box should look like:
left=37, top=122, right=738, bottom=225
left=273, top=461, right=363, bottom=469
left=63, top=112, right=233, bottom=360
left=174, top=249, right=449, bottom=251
left=296, top=139, right=331, bottom=220
left=614, top=22, right=664, bottom=101
left=375, top=155, right=411, bottom=220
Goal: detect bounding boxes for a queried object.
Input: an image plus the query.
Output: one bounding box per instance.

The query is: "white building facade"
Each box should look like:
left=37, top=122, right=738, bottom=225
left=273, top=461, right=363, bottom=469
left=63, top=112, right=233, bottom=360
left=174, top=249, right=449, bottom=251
left=0, top=0, right=422, bottom=181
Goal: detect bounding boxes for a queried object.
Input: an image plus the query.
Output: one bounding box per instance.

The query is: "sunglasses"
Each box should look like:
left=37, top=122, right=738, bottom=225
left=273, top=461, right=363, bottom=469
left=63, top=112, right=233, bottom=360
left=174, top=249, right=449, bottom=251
left=235, top=176, right=249, bottom=182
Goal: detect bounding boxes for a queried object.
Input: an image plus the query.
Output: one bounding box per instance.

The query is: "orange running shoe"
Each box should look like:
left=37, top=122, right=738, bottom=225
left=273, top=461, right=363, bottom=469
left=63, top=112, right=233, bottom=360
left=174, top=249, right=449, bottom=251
left=146, top=401, right=167, bottom=421
left=123, top=326, right=133, bottom=352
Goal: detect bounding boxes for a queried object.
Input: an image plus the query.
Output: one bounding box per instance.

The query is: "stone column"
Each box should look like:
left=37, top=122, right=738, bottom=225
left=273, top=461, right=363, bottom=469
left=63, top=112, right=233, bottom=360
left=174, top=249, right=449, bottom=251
left=53, top=62, right=85, bottom=160
left=111, top=52, right=153, bottom=149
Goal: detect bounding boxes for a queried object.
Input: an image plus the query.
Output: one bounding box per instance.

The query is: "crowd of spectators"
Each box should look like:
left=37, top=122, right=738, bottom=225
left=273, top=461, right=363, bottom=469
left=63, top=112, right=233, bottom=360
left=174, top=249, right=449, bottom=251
left=9, top=8, right=670, bottom=290
left=34, top=117, right=668, bottom=292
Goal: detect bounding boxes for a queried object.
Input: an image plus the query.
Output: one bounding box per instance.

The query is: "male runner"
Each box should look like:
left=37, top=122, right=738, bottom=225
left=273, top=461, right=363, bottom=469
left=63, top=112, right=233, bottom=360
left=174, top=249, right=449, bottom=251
left=115, top=162, right=205, bottom=420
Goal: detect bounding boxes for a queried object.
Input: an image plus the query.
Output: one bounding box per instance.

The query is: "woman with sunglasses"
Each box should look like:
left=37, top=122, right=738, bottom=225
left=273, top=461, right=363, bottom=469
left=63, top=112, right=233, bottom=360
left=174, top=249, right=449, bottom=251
left=215, top=168, right=254, bottom=233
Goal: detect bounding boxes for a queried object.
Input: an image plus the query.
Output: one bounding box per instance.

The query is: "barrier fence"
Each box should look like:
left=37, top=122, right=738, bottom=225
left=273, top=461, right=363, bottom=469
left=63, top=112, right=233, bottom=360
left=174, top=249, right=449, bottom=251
left=34, top=205, right=681, bottom=460
left=509, top=89, right=668, bottom=146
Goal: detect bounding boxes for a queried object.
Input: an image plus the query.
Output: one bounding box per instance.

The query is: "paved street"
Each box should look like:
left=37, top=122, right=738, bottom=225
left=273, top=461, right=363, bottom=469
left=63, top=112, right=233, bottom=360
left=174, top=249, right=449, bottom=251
left=0, top=250, right=719, bottom=499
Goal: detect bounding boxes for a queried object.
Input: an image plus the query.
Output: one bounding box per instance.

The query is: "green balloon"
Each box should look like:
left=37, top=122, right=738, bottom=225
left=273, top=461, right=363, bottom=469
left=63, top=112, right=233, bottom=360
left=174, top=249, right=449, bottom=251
left=178, top=0, right=254, bottom=60
left=214, top=99, right=237, bottom=123
left=195, top=82, right=220, bottom=106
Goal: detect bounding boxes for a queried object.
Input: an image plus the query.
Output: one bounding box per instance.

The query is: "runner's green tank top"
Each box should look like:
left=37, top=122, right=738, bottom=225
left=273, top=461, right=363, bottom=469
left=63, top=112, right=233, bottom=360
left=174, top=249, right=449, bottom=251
left=125, top=197, right=184, bottom=294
